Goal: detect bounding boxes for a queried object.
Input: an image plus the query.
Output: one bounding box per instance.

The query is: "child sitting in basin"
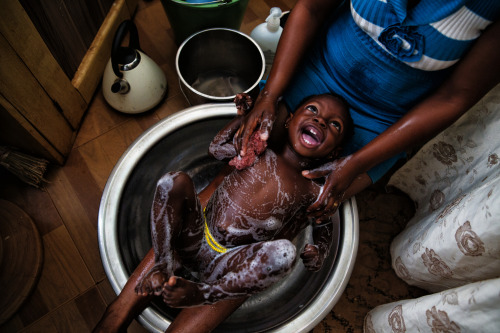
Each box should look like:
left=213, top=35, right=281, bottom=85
left=94, top=92, right=354, bottom=332
left=134, top=92, right=354, bottom=307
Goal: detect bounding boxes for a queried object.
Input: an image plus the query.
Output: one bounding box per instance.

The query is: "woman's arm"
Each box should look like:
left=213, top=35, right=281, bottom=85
left=305, top=19, right=500, bottom=220
left=236, top=0, right=343, bottom=155
left=354, top=20, right=500, bottom=173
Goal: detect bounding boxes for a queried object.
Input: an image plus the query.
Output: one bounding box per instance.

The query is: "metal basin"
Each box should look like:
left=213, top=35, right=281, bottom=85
left=98, top=104, right=359, bottom=332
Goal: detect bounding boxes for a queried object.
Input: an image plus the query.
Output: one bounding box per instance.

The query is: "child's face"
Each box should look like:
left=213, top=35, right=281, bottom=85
left=287, top=95, right=349, bottom=160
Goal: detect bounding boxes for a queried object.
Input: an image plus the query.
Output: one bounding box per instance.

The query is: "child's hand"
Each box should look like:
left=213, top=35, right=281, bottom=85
left=234, top=93, right=253, bottom=116
left=300, top=244, right=323, bottom=272
left=209, top=116, right=244, bottom=160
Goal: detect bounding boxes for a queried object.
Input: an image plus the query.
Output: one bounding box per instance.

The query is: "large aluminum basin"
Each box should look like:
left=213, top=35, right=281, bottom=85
left=98, top=103, right=358, bottom=332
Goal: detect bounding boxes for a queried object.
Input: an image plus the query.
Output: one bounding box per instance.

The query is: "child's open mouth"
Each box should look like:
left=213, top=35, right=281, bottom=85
left=301, top=125, right=323, bottom=147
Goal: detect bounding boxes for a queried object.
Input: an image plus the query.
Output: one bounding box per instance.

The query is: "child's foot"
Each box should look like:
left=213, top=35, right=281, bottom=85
left=161, top=276, right=209, bottom=307
left=135, top=266, right=170, bottom=296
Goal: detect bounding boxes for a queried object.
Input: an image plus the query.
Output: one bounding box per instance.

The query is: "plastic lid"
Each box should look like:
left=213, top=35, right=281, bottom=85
left=266, top=7, right=282, bottom=31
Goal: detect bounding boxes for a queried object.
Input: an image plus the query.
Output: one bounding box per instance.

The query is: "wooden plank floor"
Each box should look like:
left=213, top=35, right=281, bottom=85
left=0, top=0, right=426, bottom=332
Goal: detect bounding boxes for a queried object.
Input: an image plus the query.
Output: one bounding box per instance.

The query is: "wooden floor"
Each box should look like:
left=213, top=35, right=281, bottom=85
left=0, top=0, right=427, bottom=332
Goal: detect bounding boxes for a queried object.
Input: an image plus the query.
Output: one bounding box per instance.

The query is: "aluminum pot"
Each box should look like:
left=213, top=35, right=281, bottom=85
left=176, top=29, right=265, bottom=105
left=98, top=103, right=359, bottom=332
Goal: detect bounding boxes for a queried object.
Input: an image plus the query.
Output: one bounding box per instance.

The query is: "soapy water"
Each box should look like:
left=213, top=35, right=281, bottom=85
left=191, top=70, right=250, bottom=97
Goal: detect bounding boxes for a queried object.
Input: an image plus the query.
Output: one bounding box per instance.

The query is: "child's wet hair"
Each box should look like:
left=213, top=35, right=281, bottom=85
left=297, top=93, right=354, bottom=142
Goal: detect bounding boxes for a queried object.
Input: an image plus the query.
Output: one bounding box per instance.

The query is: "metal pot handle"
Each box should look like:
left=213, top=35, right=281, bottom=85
left=111, top=20, right=141, bottom=78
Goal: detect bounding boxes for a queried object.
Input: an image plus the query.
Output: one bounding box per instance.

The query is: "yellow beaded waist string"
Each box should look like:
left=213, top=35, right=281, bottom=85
left=203, top=207, right=227, bottom=253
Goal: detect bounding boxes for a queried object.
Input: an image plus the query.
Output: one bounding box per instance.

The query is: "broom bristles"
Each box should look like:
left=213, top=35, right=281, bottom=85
left=0, top=147, right=49, bottom=188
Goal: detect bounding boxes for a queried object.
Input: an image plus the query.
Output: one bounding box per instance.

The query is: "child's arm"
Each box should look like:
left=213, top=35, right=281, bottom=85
left=208, top=94, right=254, bottom=160
left=208, top=116, right=242, bottom=160
left=300, top=220, right=334, bottom=272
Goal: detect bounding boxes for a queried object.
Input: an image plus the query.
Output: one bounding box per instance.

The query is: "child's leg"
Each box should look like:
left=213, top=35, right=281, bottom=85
left=161, top=239, right=296, bottom=307
left=94, top=247, right=247, bottom=333
left=93, top=248, right=155, bottom=332
left=136, top=171, right=204, bottom=296
left=94, top=168, right=234, bottom=333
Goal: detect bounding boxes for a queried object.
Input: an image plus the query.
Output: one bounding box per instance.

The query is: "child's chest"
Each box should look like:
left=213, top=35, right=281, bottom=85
left=208, top=151, right=320, bottom=245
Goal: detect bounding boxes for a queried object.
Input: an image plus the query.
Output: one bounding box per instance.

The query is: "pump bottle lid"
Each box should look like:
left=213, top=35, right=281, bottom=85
left=266, top=7, right=282, bottom=32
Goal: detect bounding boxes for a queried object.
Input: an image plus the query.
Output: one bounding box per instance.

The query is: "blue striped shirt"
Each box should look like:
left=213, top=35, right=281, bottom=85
left=351, top=0, right=500, bottom=71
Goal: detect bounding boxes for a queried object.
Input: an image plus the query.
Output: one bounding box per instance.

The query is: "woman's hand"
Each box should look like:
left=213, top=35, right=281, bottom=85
left=233, top=0, right=343, bottom=156
left=303, top=156, right=362, bottom=223
left=234, top=92, right=278, bottom=157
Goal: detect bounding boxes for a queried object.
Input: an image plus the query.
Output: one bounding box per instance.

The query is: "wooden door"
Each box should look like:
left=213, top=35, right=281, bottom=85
left=0, top=0, right=137, bottom=164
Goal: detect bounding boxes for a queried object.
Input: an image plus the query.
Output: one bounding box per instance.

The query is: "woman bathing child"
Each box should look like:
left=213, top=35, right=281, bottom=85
left=133, top=92, right=353, bottom=307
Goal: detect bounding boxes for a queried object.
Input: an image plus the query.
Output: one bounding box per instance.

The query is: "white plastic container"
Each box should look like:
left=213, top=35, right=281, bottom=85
left=250, top=7, right=283, bottom=78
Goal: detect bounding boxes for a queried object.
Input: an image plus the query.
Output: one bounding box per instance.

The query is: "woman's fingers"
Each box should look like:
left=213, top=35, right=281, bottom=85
left=304, top=162, right=348, bottom=222
left=302, top=166, right=332, bottom=180
left=308, top=196, right=336, bottom=223
left=307, top=180, right=334, bottom=213
left=305, top=165, right=335, bottom=213
left=239, top=114, right=261, bottom=156
left=234, top=123, right=244, bottom=153
left=235, top=92, right=278, bottom=156
left=258, top=113, right=275, bottom=141
left=328, top=191, right=345, bottom=210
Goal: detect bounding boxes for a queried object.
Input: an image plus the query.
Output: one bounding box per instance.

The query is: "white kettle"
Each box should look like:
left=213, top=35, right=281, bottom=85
left=102, top=20, right=167, bottom=114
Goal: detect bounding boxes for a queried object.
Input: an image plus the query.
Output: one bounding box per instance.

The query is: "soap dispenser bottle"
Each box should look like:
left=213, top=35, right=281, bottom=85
left=250, top=7, right=283, bottom=77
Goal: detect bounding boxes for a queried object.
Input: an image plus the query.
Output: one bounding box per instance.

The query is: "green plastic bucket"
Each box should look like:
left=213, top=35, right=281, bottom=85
left=161, top=0, right=250, bottom=45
